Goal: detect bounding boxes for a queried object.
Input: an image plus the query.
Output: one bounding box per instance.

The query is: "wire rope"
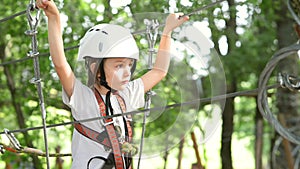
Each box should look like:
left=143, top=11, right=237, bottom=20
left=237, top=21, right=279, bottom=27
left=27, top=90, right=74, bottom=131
left=257, top=43, right=300, bottom=145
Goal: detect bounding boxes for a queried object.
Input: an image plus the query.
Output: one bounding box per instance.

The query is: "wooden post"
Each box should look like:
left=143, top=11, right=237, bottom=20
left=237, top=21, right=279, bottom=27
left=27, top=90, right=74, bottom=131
left=55, top=146, right=64, bottom=169
left=255, top=100, right=263, bottom=169
left=191, top=131, right=204, bottom=169
left=177, top=136, right=185, bottom=169
left=278, top=114, right=295, bottom=169
left=5, top=161, right=12, bottom=169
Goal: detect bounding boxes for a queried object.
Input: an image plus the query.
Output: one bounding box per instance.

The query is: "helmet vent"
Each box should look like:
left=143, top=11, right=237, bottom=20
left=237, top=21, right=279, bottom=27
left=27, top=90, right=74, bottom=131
left=88, top=28, right=108, bottom=35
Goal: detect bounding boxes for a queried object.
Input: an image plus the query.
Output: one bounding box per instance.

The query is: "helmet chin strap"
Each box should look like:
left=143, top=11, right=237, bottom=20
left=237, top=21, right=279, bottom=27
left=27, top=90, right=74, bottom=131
left=98, top=61, right=116, bottom=116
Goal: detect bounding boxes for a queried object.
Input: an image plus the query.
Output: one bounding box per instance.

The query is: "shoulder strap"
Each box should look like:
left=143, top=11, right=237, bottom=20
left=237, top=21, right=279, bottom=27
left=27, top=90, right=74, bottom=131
left=115, top=94, right=133, bottom=143
left=73, top=90, right=133, bottom=169
left=94, top=90, right=125, bottom=169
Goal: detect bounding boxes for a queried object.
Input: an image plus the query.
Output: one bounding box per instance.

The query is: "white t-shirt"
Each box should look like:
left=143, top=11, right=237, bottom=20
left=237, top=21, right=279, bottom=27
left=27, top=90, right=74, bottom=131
left=62, top=78, right=145, bottom=169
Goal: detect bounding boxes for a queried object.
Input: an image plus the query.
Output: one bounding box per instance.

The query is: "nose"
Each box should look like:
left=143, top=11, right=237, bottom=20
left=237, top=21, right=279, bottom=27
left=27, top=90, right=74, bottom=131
left=124, top=65, right=131, bottom=77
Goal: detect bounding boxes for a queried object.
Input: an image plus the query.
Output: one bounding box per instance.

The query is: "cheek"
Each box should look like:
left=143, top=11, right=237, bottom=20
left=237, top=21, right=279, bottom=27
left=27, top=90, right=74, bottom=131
left=107, top=70, right=123, bottom=83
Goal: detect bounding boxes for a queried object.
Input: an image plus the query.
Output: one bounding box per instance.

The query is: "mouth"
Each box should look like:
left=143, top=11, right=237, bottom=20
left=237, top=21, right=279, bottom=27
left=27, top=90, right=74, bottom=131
left=122, top=80, right=129, bottom=85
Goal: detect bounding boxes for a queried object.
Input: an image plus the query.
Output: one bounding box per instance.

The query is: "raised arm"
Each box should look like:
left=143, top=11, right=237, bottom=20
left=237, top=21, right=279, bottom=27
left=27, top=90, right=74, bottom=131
left=141, top=13, right=189, bottom=92
left=36, top=0, right=75, bottom=97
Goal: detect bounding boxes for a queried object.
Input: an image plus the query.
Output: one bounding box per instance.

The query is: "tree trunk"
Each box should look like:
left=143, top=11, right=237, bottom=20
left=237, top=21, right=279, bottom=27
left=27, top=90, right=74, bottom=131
left=177, top=136, right=185, bottom=169
left=0, top=45, right=42, bottom=168
left=221, top=0, right=237, bottom=169
left=255, top=99, right=263, bottom=169
left=221, top=81, right=236, bottom=169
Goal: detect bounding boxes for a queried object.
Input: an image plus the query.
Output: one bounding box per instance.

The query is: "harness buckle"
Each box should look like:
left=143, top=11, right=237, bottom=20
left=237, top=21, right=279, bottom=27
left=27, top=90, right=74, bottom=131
left=103, top=118, right=115, bottom=126
left=124, top=116, right=132, bottom=122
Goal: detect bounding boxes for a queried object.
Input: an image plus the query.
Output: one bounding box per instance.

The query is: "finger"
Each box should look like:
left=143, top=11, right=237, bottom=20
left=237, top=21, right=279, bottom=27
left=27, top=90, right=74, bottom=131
left=178, top=14, right=189, bottom=21
left=36, top=0, right=48, bottom=9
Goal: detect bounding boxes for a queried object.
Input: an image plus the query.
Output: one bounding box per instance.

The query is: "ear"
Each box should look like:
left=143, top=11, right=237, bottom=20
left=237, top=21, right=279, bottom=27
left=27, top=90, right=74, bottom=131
left=90, top=62, right=96, bottom=74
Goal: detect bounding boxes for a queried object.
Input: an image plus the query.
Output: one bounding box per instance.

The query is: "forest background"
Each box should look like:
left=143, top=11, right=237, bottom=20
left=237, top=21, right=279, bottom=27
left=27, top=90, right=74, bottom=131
left=0, top=0, right=299, bottom=169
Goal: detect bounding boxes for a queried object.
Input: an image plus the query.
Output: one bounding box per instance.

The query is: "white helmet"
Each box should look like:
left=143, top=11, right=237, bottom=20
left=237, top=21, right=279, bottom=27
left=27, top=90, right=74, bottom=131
left=78, top=24, right=139, bottom=61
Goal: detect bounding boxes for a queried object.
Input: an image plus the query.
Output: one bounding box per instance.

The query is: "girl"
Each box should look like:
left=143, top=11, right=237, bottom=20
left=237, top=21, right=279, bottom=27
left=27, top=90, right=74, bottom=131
left=36, top=0, right=189, bottom=168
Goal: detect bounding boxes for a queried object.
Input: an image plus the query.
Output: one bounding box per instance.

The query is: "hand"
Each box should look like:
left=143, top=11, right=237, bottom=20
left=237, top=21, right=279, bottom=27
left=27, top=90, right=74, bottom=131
left=163, top=13, right=189, bottom=35
left=36, top=0, right=59, bottom=18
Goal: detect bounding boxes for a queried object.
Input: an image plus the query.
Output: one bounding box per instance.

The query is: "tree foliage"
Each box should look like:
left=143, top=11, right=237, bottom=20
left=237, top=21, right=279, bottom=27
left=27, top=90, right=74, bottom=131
left=0, top=0, right=298, bottom=168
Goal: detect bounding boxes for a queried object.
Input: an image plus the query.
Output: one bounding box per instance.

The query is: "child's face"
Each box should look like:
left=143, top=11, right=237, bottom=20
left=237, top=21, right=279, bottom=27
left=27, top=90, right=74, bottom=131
left=103, top=58, right=134, bottom=90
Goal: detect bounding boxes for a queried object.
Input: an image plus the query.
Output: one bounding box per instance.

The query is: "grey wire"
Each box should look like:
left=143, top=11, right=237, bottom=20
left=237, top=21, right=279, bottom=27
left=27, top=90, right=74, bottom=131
left=137, top=19, right=159, bottom=169
left=0, top=10, right=27, bottom=23
left=132, top=0, right=224, bottom=35
left=0, top=45, right=79, bottom=67
left=271, top=126, right=300, bottom=169
left=287, top=0, right=300, bottom=25
left=0, top=83, right=280, bottom=136
left=25, top=1, right=50, bottom=168
left=257, top=43, right=300, bottom=145
left=179, top=0, right=225, bottom=18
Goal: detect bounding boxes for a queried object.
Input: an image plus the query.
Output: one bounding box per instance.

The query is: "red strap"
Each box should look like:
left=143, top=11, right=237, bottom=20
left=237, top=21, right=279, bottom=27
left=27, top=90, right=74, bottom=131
left=74, top=122, right=111, bottom=148
left=73, top=90, right=133, bottom=169
left=115, top=95, right=132, bottom=142
left=95, top=91, right=129, bottom=169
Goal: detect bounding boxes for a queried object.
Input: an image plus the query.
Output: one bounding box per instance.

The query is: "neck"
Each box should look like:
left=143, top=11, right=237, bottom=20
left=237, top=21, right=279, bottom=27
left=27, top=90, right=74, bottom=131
left=94, top=84, right=109, bottom=95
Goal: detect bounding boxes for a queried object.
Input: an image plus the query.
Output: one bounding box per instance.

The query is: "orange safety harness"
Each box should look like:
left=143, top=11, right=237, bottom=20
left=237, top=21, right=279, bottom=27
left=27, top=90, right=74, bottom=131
left=74, top=90, right=133, bottom=169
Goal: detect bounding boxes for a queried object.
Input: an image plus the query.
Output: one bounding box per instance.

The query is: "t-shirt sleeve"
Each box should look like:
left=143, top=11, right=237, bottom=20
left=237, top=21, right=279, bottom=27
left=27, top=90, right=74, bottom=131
left=121, top=78, right=145, bottom=109
left=62, top=79, right=99, bottom=120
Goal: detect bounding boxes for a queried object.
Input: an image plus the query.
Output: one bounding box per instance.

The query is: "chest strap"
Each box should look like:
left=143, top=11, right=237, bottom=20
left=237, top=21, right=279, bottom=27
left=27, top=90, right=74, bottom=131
left=74, top=90, right=133, bottom=169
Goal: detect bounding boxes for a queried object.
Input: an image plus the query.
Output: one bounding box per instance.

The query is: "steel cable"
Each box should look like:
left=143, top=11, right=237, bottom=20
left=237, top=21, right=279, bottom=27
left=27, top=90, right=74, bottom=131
left=0, top=83, right=279, bottom=136
left=257, top=43, right=300, bottom=145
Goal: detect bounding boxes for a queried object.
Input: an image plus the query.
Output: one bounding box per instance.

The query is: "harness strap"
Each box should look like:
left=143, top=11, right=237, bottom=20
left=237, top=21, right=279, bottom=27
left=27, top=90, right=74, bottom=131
left=94, top=90, right=125, bottom=169
left=74, top=90, right=133, bottom=169
left=74, top=122, right=111, bottom=148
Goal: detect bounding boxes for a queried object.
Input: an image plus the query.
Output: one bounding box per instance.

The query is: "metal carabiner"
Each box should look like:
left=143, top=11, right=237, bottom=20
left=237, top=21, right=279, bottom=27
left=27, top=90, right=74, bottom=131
left=25, top=1, right=41, bottom=36
left=278, top=72, right=300, bottom=91
left=144, top=19, right=159, bottom=70
left=4, top=129, right=22, bottom=151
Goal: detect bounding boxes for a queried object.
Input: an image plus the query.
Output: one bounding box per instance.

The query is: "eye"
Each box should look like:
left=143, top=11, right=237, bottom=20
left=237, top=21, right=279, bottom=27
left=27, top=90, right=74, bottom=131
left=129, top=60, right=134, bottom=68
left=116, top=64, right=124, bottom=69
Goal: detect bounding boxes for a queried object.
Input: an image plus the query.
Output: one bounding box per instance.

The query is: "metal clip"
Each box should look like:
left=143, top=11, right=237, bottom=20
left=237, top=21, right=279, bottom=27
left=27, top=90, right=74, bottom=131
left=4, top=129, right=22, bottom=151
left=25, top=2, right=41, bottom=33
left=103, top=119, right=115, bottom=126
left=0, top=145, right=5, bottom=154
left=30, top=77, right=42, bottom=84
left=144, top=19, right=160, bottom=70
left=278, top=72, right=300, bottom=91
left=124, top=116, right=133, bottom=122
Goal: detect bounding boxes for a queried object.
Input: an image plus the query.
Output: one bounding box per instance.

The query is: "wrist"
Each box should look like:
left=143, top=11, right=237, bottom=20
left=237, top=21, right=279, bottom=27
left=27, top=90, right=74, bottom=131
left=162, top=28, right=172, bottom=36
left=161, top=34, right=171, bottom=38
